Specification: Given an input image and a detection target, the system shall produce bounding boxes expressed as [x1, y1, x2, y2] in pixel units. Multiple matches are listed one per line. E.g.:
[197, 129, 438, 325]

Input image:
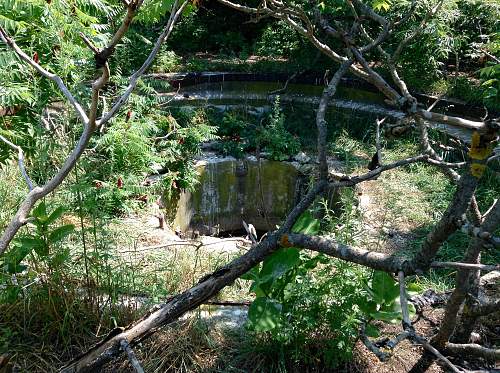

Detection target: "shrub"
[259, 97, 300, 160]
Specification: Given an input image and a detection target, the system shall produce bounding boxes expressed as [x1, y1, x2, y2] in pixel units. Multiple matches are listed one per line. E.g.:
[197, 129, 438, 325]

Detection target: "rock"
[293, 151, 311, 164]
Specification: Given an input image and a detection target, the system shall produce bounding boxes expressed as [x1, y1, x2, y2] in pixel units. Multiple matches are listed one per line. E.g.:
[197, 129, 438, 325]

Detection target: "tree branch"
[0, 0, 149, 255]
[317, 60, 353, 180]
[98, 0, 188, 126]
[445, 343, 500, 361]
[0, 134, 34, 191]
[0, 27, 89, 125]
[120, 339, 144, 373]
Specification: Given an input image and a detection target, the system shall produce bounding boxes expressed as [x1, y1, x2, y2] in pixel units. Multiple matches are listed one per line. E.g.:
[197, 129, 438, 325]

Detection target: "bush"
[259, 97, 301, 160]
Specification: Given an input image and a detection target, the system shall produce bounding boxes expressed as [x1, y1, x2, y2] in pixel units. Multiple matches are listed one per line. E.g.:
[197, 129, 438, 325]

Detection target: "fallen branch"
[120, 339, 144, 373]
[59, 180, 328, 372]
[445, 343, 500, 361]
[359, 323, 389, 361]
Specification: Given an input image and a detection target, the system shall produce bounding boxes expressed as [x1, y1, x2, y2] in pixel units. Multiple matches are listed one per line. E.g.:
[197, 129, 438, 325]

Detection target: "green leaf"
[45, 206, 65, 226]
[32, 201, 48, 221]
[3, 286, 21, 303]
[371, 271, 399, 305]
[247, 297, 282, 332]
[241, 265, 260, 281]
[370, 310, 401, 323]
[48, 224, 75, 242]
[365, 324, 380, 338]
[258, 248, 301, 285]
[372, 0, 391, 11]
[3, 242, 33, 273]
[51, 247, 70, 267]
[358, 299, 378, 315]
[292, 211, 320, 235]
[17, 237, 45, 250]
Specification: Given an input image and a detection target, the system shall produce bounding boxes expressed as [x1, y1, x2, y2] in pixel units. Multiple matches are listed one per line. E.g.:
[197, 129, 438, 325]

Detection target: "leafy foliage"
[243, 211, 370, 368]
[1, 201, 74, 303]
[258, 97, 301, 160]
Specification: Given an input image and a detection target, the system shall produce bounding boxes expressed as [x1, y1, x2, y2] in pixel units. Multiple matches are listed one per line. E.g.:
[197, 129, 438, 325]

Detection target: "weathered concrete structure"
[170, 155, 309, 235]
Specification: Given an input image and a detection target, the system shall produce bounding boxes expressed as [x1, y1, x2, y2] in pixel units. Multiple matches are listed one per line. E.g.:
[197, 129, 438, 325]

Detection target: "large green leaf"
[49, 224, 75, 243]
[370, 310, 401, 323]
[240, 265, 260, 281]
[3, 242, 33, 273]
[247, 297, 282, 332]
[258, 248, 301, 286]
[371, 271, 399, 305]
[45, 206, 65, 226]
[291, 211, 320, 235]
[32, 201, 48, 222]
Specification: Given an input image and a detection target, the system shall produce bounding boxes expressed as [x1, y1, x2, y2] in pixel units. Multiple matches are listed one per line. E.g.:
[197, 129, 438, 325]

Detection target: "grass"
[328, 130, 499, 292]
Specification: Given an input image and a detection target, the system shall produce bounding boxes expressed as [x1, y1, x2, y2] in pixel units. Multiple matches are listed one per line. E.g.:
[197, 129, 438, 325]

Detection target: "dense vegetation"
[0, 0, 499, 372]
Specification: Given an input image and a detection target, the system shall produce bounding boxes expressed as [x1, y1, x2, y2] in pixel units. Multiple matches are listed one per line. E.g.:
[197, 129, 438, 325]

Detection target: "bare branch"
[410, 170, 479, 271]
[418, 120, 461, 182]
[0, 124, 95, 255]
[359, 323, 390, 361]
[375, 117, 384, 166]
[430, 262, 499, 272]
[445, 343, 500, 361]
[0, 0, 150, 255]
[390, 0, 445, 68]
[398, 271, 412, 328]
[284, 233, 409, 273]
[317, 60, 353, 180]
[432, 200, 499, 347]
[0, 134, 34, 191]
[417, 110, 490, 132]
[79, 32, 99, 54]
[413, 335, 464, 373]
[329, 154, 430, 185]
[120, 340, 145, 373]
[98, 0, 188, 126]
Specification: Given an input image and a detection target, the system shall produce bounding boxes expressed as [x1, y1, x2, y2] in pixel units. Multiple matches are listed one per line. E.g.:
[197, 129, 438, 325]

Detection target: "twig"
[79, 32, 99, 54]
[375, 117, 385, 166]
[359, 323, 390, 361]
[153, 129, 178, 143]
[242, 220, 257, 244]
[204, 301, 251, 307]
[316, 59, 354, 180]
[430, 261, 499, 272]
[0, 134, 34, 191]
[119, 237, 251, 254]
[386, 330, 411, 349]
[413, 334, 464, 373]
[98, 0, 188, 126]
[119, 339, 144, 373]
